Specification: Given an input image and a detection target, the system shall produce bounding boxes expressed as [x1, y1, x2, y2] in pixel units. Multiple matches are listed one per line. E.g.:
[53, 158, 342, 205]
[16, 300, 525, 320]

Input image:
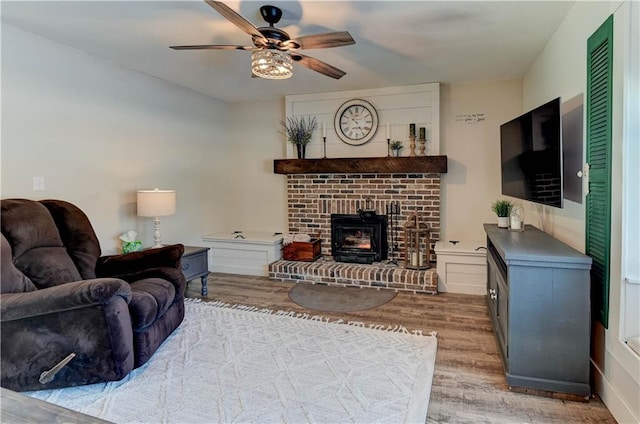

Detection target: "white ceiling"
[1, 1, 575, 103]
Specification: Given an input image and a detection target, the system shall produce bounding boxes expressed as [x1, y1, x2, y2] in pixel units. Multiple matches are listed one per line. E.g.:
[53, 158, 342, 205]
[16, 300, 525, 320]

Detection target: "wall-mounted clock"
[334, 99, 379, 146]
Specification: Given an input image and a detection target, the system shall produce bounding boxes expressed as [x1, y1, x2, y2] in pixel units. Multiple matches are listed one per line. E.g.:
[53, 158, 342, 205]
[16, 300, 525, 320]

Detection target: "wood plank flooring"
[0, 388, 110, 424]
[186, 273, 617, 424]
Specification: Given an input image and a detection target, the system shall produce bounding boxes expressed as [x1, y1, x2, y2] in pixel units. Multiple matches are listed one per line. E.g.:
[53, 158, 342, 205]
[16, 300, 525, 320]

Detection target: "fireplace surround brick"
[286, 173, 441, 263]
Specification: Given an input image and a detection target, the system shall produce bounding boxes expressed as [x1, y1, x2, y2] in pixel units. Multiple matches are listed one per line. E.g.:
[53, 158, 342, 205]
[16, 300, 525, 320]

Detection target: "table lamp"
[137, 188, 176, 248]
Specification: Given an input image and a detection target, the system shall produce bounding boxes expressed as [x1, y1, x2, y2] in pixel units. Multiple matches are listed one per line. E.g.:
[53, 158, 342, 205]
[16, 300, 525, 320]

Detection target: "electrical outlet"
[33, 176, 45, 191]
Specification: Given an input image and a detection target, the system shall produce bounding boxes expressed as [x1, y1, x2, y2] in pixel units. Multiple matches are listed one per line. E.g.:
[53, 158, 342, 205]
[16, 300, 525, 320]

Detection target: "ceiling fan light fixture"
[251, 50, 293, 80]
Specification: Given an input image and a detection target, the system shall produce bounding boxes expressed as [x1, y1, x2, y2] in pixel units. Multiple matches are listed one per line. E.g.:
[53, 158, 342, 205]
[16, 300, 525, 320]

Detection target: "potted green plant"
[492, 199, 513, 228]
[390, 140, 403, 157]
[280, 116, 319, 159]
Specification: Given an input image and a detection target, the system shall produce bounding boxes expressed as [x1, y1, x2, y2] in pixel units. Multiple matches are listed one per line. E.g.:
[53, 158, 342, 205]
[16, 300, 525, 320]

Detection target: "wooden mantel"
[273, 156, 447, 175]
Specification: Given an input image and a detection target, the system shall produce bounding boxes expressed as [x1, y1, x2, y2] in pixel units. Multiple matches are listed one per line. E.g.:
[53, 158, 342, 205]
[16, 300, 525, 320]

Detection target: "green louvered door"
[586, 15, 613, 328]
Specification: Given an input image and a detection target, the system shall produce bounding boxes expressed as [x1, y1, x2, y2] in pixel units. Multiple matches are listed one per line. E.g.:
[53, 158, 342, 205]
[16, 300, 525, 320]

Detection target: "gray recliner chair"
[1, 198, 186, 391]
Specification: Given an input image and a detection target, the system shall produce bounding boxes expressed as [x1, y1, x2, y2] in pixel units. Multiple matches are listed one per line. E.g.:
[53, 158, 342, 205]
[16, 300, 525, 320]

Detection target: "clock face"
[334, 99, 379, 145]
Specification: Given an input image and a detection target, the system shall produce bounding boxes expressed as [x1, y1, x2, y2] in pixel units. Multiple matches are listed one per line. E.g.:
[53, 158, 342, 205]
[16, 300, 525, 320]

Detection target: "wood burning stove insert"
[331, 214, 388, 264]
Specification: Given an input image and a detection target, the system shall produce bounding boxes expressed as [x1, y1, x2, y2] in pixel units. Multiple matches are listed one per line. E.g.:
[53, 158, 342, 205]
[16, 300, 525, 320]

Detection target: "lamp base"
[152, 217, 163, 248]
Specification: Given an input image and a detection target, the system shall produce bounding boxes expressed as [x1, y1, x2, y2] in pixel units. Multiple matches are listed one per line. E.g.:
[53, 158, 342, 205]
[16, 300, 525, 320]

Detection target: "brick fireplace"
[285, 173, 441, 261]
[269, 157, 447, 294]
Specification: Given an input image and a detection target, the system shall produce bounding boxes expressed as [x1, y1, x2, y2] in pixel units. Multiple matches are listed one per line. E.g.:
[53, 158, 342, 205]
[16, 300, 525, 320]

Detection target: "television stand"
[484, 224, 592, 398]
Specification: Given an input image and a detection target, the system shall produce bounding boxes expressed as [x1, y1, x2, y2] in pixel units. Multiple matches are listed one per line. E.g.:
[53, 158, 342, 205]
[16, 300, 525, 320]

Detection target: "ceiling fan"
[170, 1, 355, 80]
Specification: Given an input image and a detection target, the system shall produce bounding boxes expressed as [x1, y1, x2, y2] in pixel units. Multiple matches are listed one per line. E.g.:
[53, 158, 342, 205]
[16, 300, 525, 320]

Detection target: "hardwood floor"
[0, 388, 110, 424]
[187, 273, 617, 424]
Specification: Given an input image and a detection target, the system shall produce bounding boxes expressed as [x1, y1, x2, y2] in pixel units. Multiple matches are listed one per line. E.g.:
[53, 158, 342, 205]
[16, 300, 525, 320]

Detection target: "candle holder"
[409, 135, 417, 157]
[387, 138, 391, 157]
[322, 136, 327, 158]
[419, 138, 426, 156]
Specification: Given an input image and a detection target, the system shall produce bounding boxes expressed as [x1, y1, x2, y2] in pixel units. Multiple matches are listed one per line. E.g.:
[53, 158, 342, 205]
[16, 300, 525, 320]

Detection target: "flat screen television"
[500, 97, 563, 208]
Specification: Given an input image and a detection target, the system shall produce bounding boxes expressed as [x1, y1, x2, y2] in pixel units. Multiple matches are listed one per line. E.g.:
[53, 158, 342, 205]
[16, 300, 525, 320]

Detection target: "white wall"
[228, 99, 288, 233]
[1, 24, 232, 253]
[523, 1, 639, 422]
[284, 83, 440, 159]
[621, 0, 640, 342]
[440, 80, 522, 243]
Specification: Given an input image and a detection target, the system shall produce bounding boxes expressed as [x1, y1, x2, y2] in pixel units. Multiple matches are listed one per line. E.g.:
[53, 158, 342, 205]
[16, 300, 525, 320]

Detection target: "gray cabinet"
[182, 246, 210, 296]
[484, 224, 592, 397]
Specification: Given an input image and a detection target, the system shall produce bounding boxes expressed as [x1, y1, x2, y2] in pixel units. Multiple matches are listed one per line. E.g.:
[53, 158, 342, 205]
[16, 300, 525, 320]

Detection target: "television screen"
[500, 97, 563, 208]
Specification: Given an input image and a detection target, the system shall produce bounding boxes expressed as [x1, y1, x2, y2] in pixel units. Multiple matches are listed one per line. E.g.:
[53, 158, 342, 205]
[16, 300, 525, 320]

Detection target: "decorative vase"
[497, 216, 509, 228]
[392, 149, 401, 157]
[296, 144, 306, 159]
[509, 204, 525, 231]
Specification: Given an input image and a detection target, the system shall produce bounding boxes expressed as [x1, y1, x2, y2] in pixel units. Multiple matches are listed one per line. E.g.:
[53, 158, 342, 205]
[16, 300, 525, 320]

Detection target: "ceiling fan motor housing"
[255, 27, 300, 50]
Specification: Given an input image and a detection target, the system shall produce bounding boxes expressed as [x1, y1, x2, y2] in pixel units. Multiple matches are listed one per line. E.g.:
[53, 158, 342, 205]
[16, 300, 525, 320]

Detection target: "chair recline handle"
[39, 352, 76, 384]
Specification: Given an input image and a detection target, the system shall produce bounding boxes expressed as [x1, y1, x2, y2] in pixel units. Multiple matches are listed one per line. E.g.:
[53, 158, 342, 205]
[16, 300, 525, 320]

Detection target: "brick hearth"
[269, 259, 438, 294]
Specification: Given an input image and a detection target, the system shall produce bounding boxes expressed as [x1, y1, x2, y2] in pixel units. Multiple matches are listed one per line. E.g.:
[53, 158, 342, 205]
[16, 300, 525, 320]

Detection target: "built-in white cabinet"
[202, 231, 283, 277]
[435, 240, 486, 295]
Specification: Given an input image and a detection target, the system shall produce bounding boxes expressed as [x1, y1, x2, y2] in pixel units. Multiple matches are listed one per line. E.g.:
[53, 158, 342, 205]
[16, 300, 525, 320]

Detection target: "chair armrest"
[0, 278, 132, 322]
[102, 268, 187, 303]
[1, 279, 135, 391]
[96, 244, 184, 277]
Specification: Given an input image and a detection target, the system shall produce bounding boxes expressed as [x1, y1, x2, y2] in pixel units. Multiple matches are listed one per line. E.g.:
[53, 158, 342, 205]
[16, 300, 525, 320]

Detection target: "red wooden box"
[282, 238, 322, 261]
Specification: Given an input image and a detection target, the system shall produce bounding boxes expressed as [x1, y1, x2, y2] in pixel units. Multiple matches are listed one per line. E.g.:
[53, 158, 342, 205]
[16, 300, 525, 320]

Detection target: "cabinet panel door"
[487, 254, 508, 362]
[496, 268, 509, 358]
[486, 256, 498, 317]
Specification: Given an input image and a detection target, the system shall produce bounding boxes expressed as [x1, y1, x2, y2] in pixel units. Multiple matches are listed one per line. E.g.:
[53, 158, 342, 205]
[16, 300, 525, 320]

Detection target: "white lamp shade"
[137, 189, 176, 217]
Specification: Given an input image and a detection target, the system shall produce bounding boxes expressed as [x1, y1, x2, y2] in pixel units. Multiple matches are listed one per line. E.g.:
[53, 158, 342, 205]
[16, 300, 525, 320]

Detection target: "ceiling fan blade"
[288, 31, 355, 50]
[290, 53, 346, 79]
[205, 0, 265, 40]
[170, 44, 255, 51]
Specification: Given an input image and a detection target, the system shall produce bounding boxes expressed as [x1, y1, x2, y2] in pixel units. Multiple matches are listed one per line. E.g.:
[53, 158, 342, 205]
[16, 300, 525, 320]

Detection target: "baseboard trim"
[591, 359, 638, 423]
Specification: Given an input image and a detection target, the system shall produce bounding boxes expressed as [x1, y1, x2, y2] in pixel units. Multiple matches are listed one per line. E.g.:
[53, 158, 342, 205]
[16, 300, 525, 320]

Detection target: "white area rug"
[26, 300, 437, 423]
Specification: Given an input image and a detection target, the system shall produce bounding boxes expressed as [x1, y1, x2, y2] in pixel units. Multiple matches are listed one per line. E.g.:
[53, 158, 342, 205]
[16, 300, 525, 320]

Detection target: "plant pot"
[296, 144, 306, 159]
[392, 149, 401, 157]
[497, 216, 509, 228]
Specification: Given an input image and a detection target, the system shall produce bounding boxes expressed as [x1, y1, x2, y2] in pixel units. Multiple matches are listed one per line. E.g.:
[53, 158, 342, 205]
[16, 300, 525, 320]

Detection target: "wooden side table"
[182, 246, 210, 296]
